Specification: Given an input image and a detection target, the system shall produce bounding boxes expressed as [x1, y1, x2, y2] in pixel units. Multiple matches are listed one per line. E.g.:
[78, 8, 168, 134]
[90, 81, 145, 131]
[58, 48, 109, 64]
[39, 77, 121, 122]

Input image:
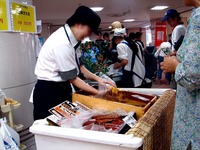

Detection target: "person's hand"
[170, 52, 177, 56]
[97, 78, 117, 88]
[160, 56, 180, 73]
[95, 90, 108, 97]
[114, 62, 121, 69]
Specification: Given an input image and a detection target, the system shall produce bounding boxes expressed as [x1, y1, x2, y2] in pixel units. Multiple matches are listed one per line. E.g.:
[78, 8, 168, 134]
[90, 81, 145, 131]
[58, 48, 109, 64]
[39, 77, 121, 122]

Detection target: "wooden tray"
[72, 88, 157, 120]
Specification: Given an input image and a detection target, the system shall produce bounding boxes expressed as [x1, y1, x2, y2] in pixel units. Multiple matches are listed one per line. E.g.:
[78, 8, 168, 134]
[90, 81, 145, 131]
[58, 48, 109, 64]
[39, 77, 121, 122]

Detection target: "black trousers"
[33, 80, 72, 120]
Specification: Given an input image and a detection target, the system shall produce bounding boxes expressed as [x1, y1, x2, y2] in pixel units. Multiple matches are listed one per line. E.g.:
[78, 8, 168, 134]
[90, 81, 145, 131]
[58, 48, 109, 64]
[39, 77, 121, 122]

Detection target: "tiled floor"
[152, 79, 172, 89]
[22, 137, 37, 150]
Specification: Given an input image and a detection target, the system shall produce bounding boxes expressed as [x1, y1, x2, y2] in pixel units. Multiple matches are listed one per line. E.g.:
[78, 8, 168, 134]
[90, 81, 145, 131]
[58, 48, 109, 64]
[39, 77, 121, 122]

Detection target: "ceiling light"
[151, 6, 169, 10]
[108, 26, 112, 29]
[123, 19, 135, 22]
[143, 25, 150, 28]
[90, 7, 104, 12]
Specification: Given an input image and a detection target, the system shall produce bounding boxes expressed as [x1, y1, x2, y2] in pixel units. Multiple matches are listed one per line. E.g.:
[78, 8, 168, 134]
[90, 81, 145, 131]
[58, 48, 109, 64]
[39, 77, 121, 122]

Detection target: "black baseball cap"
[161, 9, 180, 21]
[66, 6, 101, 35]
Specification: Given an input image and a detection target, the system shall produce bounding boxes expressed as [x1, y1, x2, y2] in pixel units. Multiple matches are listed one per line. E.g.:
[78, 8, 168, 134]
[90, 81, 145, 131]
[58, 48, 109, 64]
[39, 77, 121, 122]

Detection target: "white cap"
[81, 37, 91, 44]
[113, 28, 126, 37]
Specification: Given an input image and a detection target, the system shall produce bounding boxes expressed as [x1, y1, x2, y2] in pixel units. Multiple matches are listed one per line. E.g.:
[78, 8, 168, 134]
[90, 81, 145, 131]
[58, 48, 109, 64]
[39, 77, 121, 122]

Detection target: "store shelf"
[1, 103, 21, 113]
[0, 97, 25, 149]
[14, 124, 24, 132]
[20, 144, 27, 150]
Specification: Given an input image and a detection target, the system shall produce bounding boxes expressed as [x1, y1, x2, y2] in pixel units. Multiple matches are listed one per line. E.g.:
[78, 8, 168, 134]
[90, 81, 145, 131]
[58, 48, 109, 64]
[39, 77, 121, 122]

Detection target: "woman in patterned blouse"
[160, 0, 200, 149]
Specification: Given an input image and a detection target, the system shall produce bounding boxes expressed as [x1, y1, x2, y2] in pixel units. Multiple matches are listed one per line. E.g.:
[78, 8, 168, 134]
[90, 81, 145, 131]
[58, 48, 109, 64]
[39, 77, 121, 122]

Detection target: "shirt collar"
[120, 39, 127, 43]
[64, 24, 79, 48]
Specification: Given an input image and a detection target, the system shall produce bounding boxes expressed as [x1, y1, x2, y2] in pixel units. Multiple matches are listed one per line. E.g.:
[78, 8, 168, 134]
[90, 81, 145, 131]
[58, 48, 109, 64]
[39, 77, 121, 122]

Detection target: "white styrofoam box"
[30, 119, 143, 150]
[30, 89, 172, 150]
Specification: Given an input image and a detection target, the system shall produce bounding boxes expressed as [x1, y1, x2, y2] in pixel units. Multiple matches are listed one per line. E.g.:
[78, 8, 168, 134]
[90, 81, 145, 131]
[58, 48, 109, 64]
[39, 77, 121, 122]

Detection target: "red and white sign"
[155, 22, 167, 48]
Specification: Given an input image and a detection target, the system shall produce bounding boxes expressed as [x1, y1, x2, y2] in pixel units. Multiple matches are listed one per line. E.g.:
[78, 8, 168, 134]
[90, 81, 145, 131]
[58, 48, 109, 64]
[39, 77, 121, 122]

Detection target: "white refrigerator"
[0, 0, 37, 128]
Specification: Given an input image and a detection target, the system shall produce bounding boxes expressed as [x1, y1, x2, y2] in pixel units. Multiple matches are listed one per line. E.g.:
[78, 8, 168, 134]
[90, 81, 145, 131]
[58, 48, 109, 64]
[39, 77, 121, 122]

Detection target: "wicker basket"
[126, 90, 176, 150]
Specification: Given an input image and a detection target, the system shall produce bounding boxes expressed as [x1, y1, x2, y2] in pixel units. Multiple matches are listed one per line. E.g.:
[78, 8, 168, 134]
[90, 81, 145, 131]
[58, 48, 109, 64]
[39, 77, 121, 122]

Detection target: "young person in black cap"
[33, 6, 116, 120]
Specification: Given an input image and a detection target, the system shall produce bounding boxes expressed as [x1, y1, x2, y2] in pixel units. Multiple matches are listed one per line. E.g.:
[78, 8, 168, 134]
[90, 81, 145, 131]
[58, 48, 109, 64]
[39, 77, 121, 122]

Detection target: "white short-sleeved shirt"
[117, 40, 145, 87]
[171, 24, 186, 51]
[35, 24, 81, 82]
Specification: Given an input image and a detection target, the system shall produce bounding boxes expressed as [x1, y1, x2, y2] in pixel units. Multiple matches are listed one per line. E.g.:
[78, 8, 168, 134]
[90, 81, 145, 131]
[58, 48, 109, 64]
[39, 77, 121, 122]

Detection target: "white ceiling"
[33, 0, 193, 30]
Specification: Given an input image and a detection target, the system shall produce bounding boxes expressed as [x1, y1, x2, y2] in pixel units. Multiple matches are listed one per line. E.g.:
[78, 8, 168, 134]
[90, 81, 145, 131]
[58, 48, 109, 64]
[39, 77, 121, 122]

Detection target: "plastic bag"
[98, 73, 115, 92]
[60, 109, 94, 128]
[107, 64, 119, 76]
[61, 108, 129, 133]
[0, 133, 6, 150]
[0, 118, 20, 150]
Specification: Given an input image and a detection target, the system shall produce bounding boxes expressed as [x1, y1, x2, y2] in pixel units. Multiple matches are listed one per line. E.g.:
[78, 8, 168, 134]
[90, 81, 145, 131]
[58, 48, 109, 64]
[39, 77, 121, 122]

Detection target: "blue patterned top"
[171, 7, 200, 150]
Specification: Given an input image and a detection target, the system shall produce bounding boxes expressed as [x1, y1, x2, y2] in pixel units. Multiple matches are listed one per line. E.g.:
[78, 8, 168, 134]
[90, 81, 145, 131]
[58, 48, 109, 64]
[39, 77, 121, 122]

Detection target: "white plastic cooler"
[30, 119, 142, 150]
[30, 88, 170, 150]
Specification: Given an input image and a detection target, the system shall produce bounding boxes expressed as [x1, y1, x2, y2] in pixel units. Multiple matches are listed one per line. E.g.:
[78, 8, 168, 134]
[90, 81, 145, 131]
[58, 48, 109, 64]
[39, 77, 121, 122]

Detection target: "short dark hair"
[170, 13, 181, 22]
[103, 32, 109, 38]
[97, 31, 102, 36]
[67, 18, 85, 27]
[135, 32, 142, 38]
[129, 32, 135, 40]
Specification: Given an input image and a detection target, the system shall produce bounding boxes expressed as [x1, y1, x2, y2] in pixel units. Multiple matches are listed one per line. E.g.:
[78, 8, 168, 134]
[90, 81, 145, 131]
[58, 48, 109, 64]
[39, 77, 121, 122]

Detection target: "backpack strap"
[121, 41, 146, 83]
[122, 41, 143, 64]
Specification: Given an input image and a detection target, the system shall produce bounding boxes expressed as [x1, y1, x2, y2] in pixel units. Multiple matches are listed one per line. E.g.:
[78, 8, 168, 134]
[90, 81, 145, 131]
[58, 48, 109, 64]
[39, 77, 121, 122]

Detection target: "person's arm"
[114, 43, 128, 69]
[174, 15, 200, 92]
[80, 65, 100, 81]
[175, 50, 200, 92]
[69, 77, 99, 94]
[114, 59, 128, 69]
[80, 65, 116, 87]
[172, 26, 185, 51]
[160, 56, 180, 73]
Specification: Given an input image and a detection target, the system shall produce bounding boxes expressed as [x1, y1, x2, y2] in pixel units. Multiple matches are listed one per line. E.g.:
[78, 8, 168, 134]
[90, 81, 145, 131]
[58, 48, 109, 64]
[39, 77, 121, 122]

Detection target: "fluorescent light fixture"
[108, 26, 112, 29]
[143, 25, 150, 28]
[151, 6, 169, 10]
[90, 7, 104, 12]
[123, 19, 135, 22]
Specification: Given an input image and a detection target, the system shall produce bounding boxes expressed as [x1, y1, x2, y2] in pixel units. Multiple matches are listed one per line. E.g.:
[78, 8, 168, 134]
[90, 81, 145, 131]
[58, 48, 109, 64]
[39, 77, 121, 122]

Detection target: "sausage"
[83, 120, 96, 126]
[91, 114, 121, 120]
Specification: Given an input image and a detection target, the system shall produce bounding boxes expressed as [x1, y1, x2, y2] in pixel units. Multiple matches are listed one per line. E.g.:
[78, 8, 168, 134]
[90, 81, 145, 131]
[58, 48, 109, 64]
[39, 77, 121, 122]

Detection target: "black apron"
[33, 26, 81, 120]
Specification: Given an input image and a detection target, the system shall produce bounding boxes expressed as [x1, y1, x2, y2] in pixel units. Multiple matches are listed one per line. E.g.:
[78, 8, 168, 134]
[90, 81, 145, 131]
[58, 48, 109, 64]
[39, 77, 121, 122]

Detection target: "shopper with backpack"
[113, 28, 151, 88]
